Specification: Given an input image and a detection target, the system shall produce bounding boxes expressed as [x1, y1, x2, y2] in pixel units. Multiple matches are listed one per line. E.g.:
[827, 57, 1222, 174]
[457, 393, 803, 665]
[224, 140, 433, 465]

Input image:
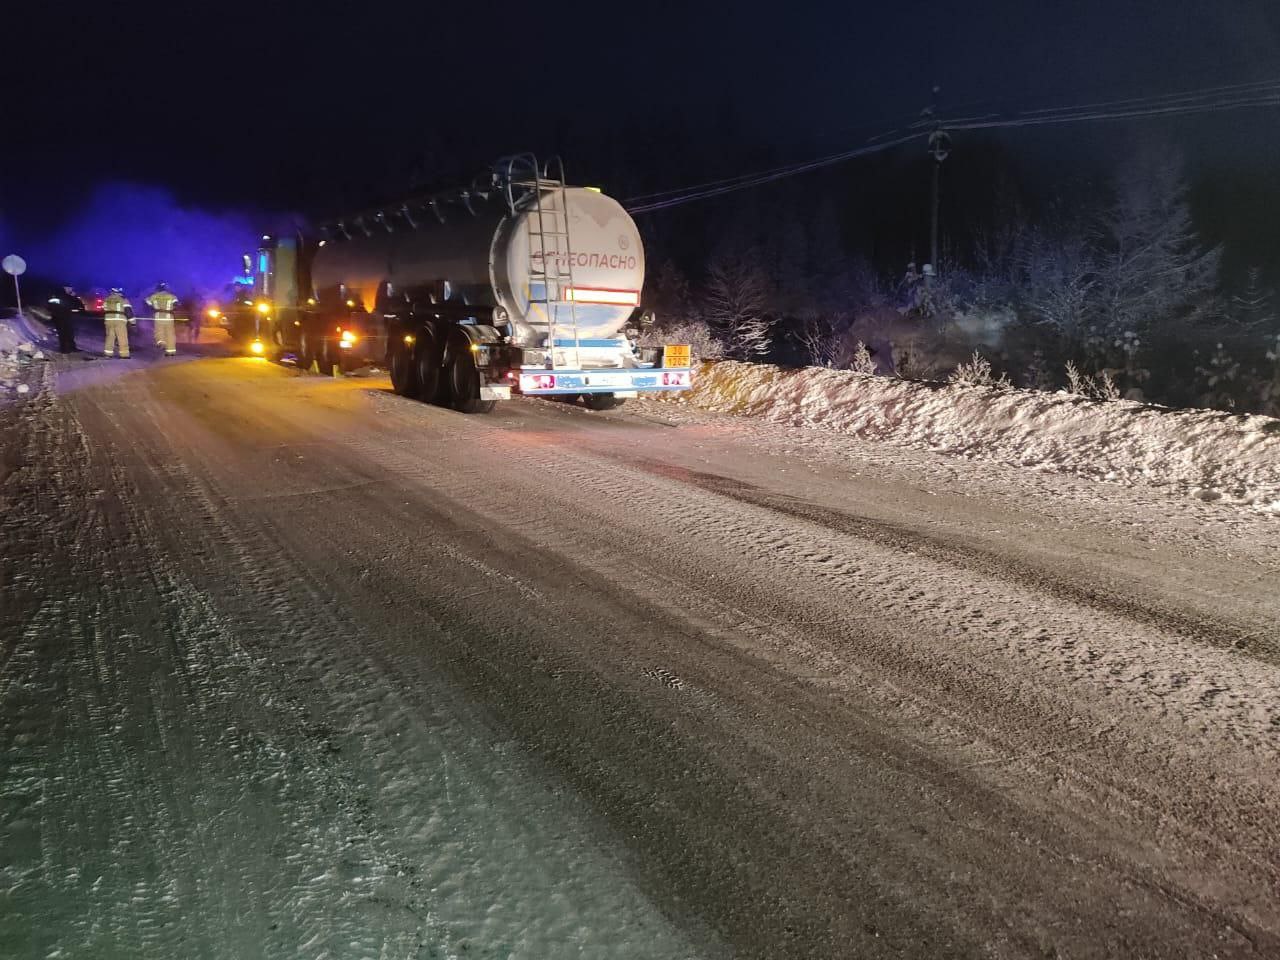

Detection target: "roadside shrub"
[640, 318, 725, 362]
[949, 351, 1010, 389]
[849, 341, 878, 375]
[1065, 361, 1121, 401]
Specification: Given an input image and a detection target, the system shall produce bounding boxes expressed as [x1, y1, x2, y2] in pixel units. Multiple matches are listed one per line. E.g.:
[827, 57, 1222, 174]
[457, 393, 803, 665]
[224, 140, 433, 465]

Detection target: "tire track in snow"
[14, 361, 1271, 956]
[83, 370, 710, 959]
[2, 377, 438, 958]
[349, 393, 1280, 945]
[76, 377, 445, 958]
[629, 458, 1276, 662]
[322, 383, 1280, 951]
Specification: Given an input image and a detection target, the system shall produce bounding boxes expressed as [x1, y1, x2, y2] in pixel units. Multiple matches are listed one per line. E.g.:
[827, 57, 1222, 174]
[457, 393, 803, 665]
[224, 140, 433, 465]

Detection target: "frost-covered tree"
[1094, 151, 1221, 339]
[796, 313, 836, 367]
[1014, 229, 1096, 341]
[731, 316, 774, 360]
[849, 341, 878, 375]
[704, 253, 772, 359]
[704, 254, 766, 330]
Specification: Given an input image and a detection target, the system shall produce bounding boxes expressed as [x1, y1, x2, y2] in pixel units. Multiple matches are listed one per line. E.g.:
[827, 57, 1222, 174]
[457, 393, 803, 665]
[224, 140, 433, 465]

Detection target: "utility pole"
[930, 154, 941, 273]
[923, 85, 950, 278]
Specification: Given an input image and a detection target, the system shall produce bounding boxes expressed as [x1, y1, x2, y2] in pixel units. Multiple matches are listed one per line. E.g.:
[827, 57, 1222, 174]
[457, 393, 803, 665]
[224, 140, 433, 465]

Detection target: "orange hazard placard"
[663, 344, 691, 368]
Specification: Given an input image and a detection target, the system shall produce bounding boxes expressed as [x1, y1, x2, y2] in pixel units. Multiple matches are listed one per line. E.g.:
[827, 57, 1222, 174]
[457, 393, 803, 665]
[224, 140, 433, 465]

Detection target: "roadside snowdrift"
[0, 312, 51, 397]
[0, 310, 50, 354]
[676, 361, 1280, 511]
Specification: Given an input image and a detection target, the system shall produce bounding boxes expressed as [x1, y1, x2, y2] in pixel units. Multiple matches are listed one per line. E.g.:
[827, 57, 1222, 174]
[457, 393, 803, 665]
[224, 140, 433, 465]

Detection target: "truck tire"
[321, 339, 342, 376]
[415, 333, 442, 403]
[389, 340, 419, 397]
[582, 393, 625, 411]
[447, 342, 496, 414]
[297, 329, 317, 372]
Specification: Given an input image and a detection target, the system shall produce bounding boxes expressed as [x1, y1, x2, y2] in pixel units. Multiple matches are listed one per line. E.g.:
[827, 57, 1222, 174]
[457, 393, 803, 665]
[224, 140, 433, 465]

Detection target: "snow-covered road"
[2, 353, 1278, 958]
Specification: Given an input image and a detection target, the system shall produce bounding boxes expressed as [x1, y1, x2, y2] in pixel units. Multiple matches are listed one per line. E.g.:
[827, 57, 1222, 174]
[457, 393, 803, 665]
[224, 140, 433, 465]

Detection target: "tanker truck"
[248, 155, 692, 413]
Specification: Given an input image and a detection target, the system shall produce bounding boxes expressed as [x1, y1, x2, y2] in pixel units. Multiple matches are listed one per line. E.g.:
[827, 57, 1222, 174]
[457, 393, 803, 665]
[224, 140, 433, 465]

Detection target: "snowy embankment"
[0, 310, 50, 353]
[0, 312, 50, 397]
[673, 361, 1280, 512]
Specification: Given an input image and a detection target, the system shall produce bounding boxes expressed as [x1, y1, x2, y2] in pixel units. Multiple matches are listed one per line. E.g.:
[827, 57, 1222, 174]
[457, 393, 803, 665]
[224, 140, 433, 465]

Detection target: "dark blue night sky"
[4, 0, 1279, 290]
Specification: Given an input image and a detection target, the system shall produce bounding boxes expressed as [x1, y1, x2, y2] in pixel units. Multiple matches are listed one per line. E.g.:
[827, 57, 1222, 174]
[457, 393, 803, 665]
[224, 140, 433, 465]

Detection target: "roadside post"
[2, 254, 26, 314]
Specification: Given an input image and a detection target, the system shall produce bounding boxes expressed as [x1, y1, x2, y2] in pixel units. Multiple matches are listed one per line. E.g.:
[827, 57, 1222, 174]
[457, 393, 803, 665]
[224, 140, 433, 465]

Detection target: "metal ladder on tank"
[520, 156, 582, 371]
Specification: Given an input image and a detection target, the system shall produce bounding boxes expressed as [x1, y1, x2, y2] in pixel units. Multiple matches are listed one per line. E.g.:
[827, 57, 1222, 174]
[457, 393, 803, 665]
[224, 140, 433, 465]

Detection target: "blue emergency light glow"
[258, 253, 268, 274]
[20, 183, 257, 294]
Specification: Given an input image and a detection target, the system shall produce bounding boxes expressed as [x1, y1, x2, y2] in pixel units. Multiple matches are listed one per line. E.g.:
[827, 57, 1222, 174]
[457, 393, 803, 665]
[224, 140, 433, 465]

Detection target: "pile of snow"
[0, 312, 51, 397]
[0, 310, 50, 354]
[676, 361, 1280, 512]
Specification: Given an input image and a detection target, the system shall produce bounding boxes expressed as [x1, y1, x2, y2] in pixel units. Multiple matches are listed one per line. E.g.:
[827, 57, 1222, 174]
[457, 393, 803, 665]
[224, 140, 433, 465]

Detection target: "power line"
[808, 63, 1280, 147]
[948, 88, 1280, 132]
[626, 132, 925, 214]
[892, 78, 1280, 140]
[1016, 77, 1280, 118]
[623, 127, 913, 205]
[625, 77, 1280, 216]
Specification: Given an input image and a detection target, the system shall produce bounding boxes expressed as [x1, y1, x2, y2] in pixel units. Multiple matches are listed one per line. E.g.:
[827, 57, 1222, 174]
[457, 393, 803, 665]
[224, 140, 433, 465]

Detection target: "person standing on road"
[103, 287, 132, 358]
[146, 282, 179, 356]
[184, 292, 202, 344]
[47, 286, 79, 353]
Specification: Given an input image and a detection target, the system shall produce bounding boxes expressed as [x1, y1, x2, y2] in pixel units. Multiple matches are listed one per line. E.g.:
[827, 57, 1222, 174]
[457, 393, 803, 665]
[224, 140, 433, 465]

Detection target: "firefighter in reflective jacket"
[146, 282, 179, 356]
[103, 288, 133, 358]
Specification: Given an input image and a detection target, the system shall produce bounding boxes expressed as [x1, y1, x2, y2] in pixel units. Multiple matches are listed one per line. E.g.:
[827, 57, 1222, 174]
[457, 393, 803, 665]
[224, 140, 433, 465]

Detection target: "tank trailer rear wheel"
[321, 340, 343, 376]
[447, 343, 496, 415]
[389, 339, 419, 397]
[297, 331, 315, 372]
[415, 335, 442, 403]
[582, 393, 625, 411]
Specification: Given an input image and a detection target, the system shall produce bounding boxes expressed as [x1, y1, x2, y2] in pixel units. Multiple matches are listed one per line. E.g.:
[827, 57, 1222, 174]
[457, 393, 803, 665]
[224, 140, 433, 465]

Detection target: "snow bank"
[0, 310, 51, 354]
[677, 361, 1280, 511]
[0, 312, 51, 397]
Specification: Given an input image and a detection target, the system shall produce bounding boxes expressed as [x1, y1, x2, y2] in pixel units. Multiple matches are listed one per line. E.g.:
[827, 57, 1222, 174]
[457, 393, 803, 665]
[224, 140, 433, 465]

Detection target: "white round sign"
[2, 255, 26, 277]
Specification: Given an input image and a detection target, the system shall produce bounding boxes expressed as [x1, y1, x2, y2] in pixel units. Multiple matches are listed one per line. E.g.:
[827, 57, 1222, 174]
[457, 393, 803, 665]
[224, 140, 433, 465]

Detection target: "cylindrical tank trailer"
[311, 184, 645, 346]
[253, 157, 691, 413]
